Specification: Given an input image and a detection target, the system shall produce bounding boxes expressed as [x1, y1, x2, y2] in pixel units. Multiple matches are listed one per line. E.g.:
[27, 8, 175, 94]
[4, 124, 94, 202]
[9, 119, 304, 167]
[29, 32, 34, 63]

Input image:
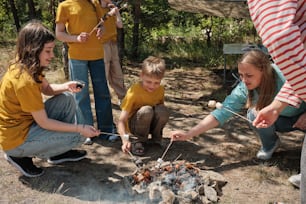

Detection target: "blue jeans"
[5, 93, 85, 158]
[248, 109, 305, 151]
[69, 59, 114, 134]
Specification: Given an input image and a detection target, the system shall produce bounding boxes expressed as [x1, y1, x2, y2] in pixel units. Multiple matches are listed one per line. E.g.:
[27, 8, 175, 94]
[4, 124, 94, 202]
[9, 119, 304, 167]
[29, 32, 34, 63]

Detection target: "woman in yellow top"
[0, 21, 100, 178]
[117, 56, 170, 156]
[56, 0, 115, 144]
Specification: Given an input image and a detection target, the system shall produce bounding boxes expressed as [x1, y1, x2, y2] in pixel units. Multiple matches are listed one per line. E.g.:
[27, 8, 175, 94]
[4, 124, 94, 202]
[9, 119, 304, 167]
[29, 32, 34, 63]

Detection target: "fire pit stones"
[123, 160, 227, 204]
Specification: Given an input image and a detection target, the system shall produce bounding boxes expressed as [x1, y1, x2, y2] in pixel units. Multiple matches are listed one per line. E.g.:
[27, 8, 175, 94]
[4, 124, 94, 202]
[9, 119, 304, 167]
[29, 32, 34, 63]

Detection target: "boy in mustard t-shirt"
[117, 56, 170, 156]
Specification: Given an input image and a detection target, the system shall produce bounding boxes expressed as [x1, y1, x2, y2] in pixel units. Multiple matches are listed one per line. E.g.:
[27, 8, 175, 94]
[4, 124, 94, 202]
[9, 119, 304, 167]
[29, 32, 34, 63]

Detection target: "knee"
[63, 92, 77, 109]
[138, 106, 154, 118]
[154, 104, 170, 120]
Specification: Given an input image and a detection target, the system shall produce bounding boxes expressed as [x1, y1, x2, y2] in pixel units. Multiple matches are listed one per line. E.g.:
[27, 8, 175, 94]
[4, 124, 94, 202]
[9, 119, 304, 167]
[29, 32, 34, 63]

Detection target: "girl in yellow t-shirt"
[0, 21, 100, 178]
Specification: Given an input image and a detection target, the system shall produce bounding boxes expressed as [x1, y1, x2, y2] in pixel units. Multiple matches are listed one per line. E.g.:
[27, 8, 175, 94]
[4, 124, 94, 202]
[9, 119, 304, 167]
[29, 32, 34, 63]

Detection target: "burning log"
[124, 160, 227, 204]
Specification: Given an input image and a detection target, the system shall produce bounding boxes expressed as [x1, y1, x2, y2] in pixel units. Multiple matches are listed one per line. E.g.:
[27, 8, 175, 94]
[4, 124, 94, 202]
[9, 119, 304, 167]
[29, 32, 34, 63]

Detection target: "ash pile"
[124, 160, 227, 204]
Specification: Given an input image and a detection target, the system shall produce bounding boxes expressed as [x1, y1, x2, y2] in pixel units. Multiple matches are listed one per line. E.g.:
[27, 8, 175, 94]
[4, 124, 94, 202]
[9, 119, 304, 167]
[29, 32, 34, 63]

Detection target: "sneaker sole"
[4, 154, 44, 178]
[47, 154, 87, 165]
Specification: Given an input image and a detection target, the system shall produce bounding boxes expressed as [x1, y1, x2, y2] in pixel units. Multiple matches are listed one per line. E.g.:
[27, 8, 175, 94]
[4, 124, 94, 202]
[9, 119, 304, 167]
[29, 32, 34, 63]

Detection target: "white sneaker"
[256, 138, 280, 160]
[84, 138, 93, 145]
[288, 173, 301, 188]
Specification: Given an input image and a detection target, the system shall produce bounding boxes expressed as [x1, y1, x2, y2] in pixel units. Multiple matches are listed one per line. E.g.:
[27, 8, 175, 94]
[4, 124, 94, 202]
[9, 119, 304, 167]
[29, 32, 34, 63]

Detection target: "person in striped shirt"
[248, 0, 306, 199]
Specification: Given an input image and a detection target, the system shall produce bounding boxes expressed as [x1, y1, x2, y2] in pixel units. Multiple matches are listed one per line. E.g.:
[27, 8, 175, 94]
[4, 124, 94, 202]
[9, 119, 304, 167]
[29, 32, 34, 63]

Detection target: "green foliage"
[0, 0, 259, 68]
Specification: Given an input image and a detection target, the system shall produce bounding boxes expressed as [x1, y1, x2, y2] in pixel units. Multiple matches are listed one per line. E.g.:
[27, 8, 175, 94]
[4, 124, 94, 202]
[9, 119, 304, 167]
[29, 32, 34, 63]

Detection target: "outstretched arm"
[171, 114, 219, 141]
[118, 110, 131, 153]
[31, 110, 100, 138]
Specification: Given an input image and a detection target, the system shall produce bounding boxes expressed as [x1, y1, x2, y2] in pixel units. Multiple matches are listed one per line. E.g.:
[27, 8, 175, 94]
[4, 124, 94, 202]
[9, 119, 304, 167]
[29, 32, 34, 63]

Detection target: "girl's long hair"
[238, 50, 276, 110]
[12, 20, 55, 83]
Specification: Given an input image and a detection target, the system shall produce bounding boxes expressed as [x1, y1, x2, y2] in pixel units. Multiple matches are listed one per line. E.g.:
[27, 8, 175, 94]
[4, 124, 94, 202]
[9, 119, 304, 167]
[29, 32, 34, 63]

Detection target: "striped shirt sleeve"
[247, 0, 306, 105]
[275, 80, 302, 107]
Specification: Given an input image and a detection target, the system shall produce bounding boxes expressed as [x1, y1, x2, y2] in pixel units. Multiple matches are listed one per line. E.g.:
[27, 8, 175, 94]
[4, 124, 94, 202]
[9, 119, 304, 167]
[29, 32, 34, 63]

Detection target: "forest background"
[1, 0, 258, 69]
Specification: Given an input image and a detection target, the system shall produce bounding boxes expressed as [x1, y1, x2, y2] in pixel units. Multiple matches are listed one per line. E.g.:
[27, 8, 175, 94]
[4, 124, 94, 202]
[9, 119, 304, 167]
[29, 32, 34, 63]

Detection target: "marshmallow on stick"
[155, 158, 164, 168]
[208, 100, 217, 108]
[216, 102, 223, 109]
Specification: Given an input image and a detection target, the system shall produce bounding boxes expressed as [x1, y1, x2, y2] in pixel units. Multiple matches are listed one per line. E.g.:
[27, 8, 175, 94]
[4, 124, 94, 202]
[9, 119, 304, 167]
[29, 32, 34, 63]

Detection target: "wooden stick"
[222, 106, 252, 123]
[126, 149, 136, 160]
[99, 131, 121, 137]
[160, 140, 173, 161]
[89, 21, 103, 36]
[173, 153, 182, 162]
[89, 3, 128, 36]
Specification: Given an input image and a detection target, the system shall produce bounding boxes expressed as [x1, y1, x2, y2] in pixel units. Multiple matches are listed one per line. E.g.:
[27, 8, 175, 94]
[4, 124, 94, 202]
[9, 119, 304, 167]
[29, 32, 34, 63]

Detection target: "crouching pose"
[171, 50, 306, 160]
[118, 56, 170, 156]
[0, 21, 100, 177]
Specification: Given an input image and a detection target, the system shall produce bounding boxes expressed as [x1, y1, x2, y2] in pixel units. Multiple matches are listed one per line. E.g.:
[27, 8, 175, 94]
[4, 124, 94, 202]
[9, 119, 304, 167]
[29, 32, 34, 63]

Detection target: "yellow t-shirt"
[56, 0, 106, 60]
[100, 7, 117, 43]
[121, 82, 164, 131]
[0, 65, 44, 151]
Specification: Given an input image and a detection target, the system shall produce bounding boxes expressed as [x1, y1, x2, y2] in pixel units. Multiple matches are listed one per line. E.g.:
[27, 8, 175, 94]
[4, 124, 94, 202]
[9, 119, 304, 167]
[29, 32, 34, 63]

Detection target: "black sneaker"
[4, 154, 44, 177]
[47, 150, 87, 164]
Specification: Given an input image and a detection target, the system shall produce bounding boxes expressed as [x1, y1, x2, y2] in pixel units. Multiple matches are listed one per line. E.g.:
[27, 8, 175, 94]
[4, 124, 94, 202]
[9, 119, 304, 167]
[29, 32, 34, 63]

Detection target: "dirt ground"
[0, 62, 304, 204]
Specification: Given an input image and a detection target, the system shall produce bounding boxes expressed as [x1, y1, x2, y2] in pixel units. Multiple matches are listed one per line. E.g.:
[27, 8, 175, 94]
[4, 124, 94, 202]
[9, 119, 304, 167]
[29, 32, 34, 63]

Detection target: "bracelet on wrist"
[122, 134, 129, 141]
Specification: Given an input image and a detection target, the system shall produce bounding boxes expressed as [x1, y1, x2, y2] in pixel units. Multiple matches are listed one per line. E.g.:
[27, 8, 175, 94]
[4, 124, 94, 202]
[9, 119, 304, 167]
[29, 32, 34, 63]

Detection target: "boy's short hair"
[141, 56, 166, 79]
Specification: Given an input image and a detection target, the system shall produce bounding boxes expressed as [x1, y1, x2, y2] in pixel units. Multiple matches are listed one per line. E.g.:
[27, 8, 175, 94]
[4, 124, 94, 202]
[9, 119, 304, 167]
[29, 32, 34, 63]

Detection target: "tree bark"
[27, 0, 37, 19]
[117, 27, 125, 65]
[131, 0, 141, 59]
[8, 0, 20, 31]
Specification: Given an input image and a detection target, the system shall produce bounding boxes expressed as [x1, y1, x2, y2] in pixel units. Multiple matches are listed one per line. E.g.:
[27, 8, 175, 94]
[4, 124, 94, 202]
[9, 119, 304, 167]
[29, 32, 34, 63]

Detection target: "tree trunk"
[131, 0, 141, 59]
[27, 0, 37, 19]
[8, 0, 20, 31]
[117, 27, 125, 65]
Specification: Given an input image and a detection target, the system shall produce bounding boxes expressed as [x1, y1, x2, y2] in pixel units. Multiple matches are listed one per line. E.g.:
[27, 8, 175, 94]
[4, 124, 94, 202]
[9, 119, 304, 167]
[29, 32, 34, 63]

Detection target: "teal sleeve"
[211, 82, 248, 126]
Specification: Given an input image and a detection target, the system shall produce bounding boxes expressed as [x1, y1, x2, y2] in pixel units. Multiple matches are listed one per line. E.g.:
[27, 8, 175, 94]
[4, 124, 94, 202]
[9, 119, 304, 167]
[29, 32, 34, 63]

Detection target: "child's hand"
[77, 32, 89, 42]
[65, 81, 85, 93]
[108, 7, 118, 16]
[78, 124, 100, 137]
[121, 140, 131, 153]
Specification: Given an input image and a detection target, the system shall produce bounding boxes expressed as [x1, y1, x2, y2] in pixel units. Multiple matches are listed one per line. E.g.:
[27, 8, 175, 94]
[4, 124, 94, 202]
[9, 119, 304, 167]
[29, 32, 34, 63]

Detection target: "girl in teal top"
[171, 50, 306, 160]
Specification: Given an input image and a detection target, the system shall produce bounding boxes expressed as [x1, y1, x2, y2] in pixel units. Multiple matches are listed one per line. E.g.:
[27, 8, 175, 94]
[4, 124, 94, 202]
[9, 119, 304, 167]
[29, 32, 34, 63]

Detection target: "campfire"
[124, 160, 227, 204]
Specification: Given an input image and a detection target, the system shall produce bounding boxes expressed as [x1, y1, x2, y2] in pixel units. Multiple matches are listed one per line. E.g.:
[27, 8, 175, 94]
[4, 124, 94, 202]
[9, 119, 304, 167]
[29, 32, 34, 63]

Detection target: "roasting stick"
[218, 103, 252, 123]
[127, 149, 135, 159]
[89, 3, 128, 36]
[126, 149, 143, 168]
[98, 131, 121, 137]
[156, 140, 173, 168]
[208, 100, 252, 123]
[173, 153, 182, 162]
[161, 139, 173, 161]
